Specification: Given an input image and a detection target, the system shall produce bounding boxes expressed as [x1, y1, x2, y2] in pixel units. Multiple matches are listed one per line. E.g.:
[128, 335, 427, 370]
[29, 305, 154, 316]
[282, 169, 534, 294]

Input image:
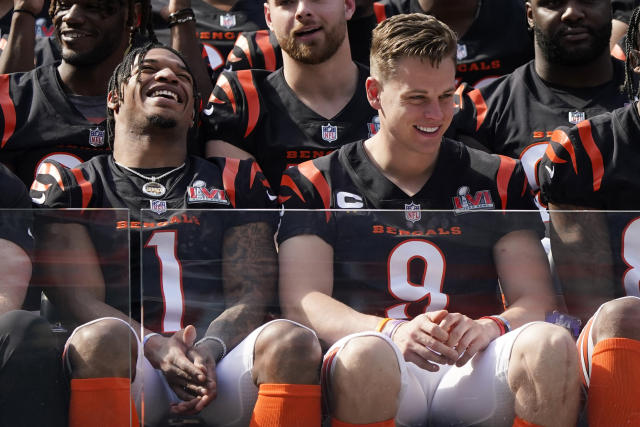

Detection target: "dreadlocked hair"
[106, 43, 200, 148]
[49, 0, 157, 51]
[623, 6, 640, 100]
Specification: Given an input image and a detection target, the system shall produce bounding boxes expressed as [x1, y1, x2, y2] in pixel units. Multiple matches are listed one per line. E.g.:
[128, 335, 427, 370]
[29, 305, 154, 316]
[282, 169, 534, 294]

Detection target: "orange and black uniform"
[278, 139, 543, 319]
[30, 154, 276, 335]
[202, 64, 378, 189]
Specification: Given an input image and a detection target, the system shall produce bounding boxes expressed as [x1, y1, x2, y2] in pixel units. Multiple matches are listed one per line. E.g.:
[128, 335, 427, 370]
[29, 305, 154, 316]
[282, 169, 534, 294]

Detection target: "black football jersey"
[152, 0, 267, 82]
[202, 64, 379, 189]
[0, 64, 109, 186]
[539, 104, 640, 298]
[278, 139, 543, 319]
[225, 14, 378, 72]
[31, 154, 276, 334]
[0, 163, 32, 255]
[373, 0, 533, 88]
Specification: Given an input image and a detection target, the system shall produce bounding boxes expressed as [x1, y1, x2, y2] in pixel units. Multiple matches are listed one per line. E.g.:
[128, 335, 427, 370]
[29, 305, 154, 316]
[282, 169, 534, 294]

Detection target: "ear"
[344, 0, 356, 20]
[264, 1, 273, 31]
[366, 76, 382, 110]
[107, 90, 120, 112]
[525, 2, 534, 29]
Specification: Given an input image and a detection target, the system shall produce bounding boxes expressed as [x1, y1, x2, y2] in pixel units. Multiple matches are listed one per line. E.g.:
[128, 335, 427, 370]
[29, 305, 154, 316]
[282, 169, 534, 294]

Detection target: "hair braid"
[624, 7, 640, 100]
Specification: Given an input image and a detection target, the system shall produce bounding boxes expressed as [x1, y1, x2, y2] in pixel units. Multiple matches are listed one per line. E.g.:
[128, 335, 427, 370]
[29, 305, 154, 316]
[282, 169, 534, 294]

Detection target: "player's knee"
[593, 297, 640, 342]
[253, 321, 321, 384]
[332, 336, 400, 398]
[67, 318, 137, 379]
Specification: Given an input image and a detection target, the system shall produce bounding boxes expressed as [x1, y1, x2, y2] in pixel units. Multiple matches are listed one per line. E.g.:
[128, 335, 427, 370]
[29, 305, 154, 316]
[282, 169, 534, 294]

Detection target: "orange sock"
[588, 338, 640, 426]
[249, 383, 321, 427]
[331, 418, 395, 427]
[512, 416, 541, 427]
[69, 378, 139, 427]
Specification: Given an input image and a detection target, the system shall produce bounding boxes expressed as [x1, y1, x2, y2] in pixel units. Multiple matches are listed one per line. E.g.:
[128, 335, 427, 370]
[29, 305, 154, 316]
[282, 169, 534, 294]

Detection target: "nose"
[155, 67, 179, 83]
[61, 4, 87, 25]
[423, 100, 444, 121]
[295, 0, 312, 19]
[561, 1, 586, 24]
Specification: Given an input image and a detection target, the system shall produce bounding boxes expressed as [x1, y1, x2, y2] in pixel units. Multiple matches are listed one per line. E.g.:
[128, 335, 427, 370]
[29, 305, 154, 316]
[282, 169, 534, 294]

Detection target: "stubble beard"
[534, 21, 611, 66]
[278, 20, 346, 65]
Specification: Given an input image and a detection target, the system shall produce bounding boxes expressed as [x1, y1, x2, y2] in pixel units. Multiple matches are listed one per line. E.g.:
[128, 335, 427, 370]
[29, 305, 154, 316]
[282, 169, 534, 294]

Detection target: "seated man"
[538, 9, 640, 424]
[31, 44, 321, 427]
[278, 14, 580, 427]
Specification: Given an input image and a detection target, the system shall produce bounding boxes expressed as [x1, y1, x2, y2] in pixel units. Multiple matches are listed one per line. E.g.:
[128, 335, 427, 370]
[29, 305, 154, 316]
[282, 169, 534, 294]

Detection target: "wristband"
[167, 8, 195, 27]
[13, 9, 37, 19]
[195, 336, 227, 362]
[493, 315, 511, 333]
[479, 316, 507, 336]
[545, 311, 582, 338]
[143, 332, 160, 347]
[385, 319, 408, 339]
[375, 318, 391, 332]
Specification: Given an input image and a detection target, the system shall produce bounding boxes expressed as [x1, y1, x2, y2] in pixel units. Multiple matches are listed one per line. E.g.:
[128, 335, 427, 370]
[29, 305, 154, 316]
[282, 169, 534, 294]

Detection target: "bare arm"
[610, 18, 628, 52]
[548, 203, 614, 323]
[0, 238, 31, 314]
[205, 139, 254, 160]
[0, 0, 44, 74]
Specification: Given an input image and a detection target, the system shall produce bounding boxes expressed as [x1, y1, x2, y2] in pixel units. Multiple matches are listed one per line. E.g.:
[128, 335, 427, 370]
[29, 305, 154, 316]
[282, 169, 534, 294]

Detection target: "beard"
[534, 20, 611, 66]
[277, 20, 346, 65]
[148, 115, 177, 129]
[56, 26, 127, 67]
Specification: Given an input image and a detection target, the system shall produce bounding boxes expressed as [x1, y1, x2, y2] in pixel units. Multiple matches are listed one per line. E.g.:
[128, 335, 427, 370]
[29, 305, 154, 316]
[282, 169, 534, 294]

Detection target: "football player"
[278, 14, 580, 427]
[0, 164, 66, 426]
[449, 0, 628, 228]
[31, 44, 321, 427]
[538, 7, 640, 425]
[202, 0, 379, 190]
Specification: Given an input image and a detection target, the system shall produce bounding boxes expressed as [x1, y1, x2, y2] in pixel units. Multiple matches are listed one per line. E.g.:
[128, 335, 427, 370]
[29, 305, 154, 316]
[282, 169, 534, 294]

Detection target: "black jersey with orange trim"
[450, 60, 628, 201]
[225, 14, 378, 73]
[152, 0, 267, 82]
[373, 0, 533, 88]
[277, 139, 542, 319]
[31, 154, 276, 334]
[539, 104, 640, 297]
[0, 163, 32, 255]
[202, 64, 378, 189]
[0, 64, 109, 186]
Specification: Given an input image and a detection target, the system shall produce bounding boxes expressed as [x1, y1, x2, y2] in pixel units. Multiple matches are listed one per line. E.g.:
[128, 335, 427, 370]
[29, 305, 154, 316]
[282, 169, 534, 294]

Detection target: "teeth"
[151, 90, 179, 102]
[63, 32, 87, 39]
[416, 125, 438, 133]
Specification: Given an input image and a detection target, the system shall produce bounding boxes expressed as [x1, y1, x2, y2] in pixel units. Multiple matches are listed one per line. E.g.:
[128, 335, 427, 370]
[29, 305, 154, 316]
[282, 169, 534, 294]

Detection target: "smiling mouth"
[61, 31, 92, 39]
[415, 125, 439, 133]
[149, 89, 182, 103]
[294, 26, 321, 37]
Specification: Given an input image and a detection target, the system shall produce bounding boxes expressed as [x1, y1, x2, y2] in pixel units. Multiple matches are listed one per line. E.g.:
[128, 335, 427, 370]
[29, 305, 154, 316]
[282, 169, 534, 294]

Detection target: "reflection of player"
[539, 12, 640, 423]
[449, 0, 627, 225]
[278, 14, 579, 427]
[32, 45, 321, 427]
[203, 0, 378, 189]
[0, 163, 68, 426]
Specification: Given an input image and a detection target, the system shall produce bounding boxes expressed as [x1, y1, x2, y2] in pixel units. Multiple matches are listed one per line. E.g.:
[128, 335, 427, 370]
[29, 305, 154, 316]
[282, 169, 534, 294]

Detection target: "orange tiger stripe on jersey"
[212, 73, 236, 108]
[256, 30, 277, 71]
[222, 158, 240, 208]
[467, 88, 487, 131]
[231, 33, 253, 67]
[280, 174, 306, 203]
[237, 70, 260, 137]
[576, 120, 604, 192]
[298, 161, 331, 221]
[0, 74, 16, 148]
[548, 130, 577, 174]
[32, 162, 65, 192]
[496, 155, 516, 210]
[373, 2, 387, 22]
[70, 168, 93, 209]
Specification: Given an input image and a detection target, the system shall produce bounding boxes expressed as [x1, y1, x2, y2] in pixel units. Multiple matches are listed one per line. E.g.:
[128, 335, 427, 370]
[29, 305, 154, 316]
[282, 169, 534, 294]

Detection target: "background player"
[0, 164, 67, 426]
[278, 14, 579, 427]
[31, 44, 321, 427]
[202, 0, 378, 189]
[538, 8, 640, 425]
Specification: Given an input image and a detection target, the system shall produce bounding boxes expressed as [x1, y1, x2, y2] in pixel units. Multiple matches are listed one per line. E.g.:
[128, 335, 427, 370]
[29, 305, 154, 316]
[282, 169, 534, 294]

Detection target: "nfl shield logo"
[220, 13, 236, 29]
[457, 44, 468, 60]
[568, 111, 585, 124]
[367, 115, 380, 137]
[89, 127, 105, 147]
[405, 202, 421, 223]
[150, 199, 167, 215]
[321, 123, 338, 143]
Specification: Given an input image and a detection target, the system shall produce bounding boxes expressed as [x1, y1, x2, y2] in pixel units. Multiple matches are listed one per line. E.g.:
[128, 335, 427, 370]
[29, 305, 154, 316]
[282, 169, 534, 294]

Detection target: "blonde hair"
[370, 13, 457, 82]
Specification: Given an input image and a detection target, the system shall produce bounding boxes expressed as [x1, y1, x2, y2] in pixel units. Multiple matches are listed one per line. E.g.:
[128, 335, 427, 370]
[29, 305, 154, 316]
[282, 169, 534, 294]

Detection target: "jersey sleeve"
[450, 81, 502, 152]
[225, 30, 281, 73]
[200, 69, 264, 156]
[538, 124, 606, 208]
[29, 160, 87, 208]
[0, 164, 33, 254]
[277, 159, 336, 247]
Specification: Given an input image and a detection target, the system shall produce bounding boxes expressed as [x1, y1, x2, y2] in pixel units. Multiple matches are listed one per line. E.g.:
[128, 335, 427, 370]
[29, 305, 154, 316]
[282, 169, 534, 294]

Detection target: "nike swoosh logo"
[203, 105, 214, 116]
[266, 191, 277, 201]
[32, 194, 45, 205]
[545, 165, 555, 179]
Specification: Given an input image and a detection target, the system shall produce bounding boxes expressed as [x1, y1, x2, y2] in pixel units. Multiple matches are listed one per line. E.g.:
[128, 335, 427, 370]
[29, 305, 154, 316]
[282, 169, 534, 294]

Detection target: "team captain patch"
[187, 182, 229, 204]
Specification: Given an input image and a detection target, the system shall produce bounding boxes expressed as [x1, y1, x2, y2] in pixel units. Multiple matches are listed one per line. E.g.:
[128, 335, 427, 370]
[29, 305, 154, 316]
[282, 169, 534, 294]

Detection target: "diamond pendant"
[142, 181, 166, 197]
